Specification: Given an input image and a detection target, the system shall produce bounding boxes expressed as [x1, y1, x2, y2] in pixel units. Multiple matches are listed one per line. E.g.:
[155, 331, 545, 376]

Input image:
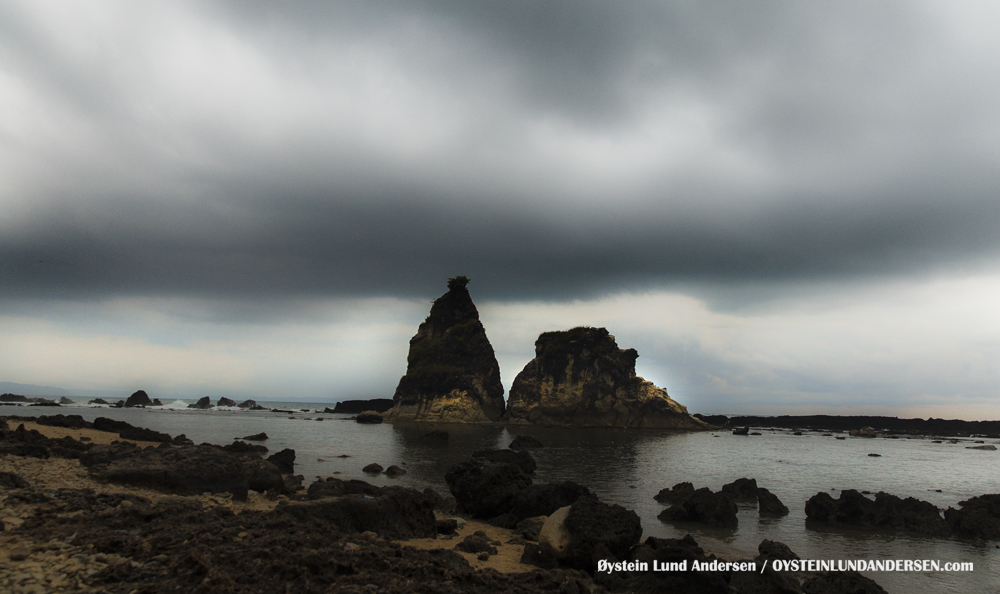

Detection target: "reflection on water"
[18, 403, 999, 593]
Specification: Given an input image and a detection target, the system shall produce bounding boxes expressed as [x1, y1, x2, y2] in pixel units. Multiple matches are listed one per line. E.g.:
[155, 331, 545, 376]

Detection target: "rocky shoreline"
[696, 414, 1000, 438]
[0, 414, 934, 593]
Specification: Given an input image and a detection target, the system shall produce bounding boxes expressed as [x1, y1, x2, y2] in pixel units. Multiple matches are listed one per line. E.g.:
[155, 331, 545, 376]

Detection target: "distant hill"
[0, 382, 121, 399]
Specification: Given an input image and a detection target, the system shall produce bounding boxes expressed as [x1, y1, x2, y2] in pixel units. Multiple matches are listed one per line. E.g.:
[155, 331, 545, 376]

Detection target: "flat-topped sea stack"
[385, 277, 505, 423]
[504, 327, 708, 429]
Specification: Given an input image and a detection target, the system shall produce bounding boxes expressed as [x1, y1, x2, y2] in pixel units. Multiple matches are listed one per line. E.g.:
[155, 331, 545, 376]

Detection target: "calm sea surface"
[10, 399, 999, 593]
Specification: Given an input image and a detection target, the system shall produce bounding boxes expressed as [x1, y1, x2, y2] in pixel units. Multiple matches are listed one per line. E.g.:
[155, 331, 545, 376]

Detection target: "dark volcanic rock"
[36, 414, 92, 429]
[58, 397, 75, 405]
[222, 441, 268, 454]
[217, 397, 237, 407]
[332, 399, 394, 414]
[84, 445, 250, 500]
[472, 448, 536, 474]
[721, 477, 759, 501]
[653, 482, 695, 504]
[454, 530, 499, 555]
[363, 463, 384, 474]
[240, 457, 285, 494]
[124, 390, 152, 407]
[944, 494, 1000, 539]
[757, 487, 790, 516]
[493, 482, 593, 528]
[548, 497, 643, 571]
[0, 393, 28, 402]
[188, 396, 212, 409]
[356, 410, 384, 424]
[385, 276, 506, 423]
[306, 477, 382, 499]
[87, 398, 110, 405]
[805, 489, 949, 536]
[658, 487, 738, 528]
[240, 432, 268, 441]
[92, 417, 172, 443]
[445, 459, 532, 519]
[385, 465, 407, 477]
[509, 435, 544, 450]
[237, 399, 263, 409]
[503, 327, 707, 428]
[266, 448, 295, 474]
[732, 426, 750, 435]
[279, 488, 437, 539]
[620, 534, 731, 594]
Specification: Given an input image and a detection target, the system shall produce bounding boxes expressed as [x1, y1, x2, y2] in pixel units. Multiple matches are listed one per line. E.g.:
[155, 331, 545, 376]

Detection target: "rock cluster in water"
[503, 327, 707, 429]
[385, 277, 506, 423]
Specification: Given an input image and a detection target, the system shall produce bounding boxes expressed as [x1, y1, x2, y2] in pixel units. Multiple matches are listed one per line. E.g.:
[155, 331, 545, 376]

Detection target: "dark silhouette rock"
[436, 518, 459, 535]
[83, 445, 250, 500]
[237, 399, 264, 409]
[509, 435, 544, 450]
[385, 465, 407, 477]
[36, 414, 91, 429]
[658, 487, 738, 528]
[540, 497, 642, 571]
[92, 417, 172, 443]
[240, 432, 268, 441]
[516, 516, 548, 541]
[732, 426, 750, 435]
[757, 487, 790, 516]
[492, 481, 593, 528]
[445, 459, 532, 519]
[805, 489, 949, 536]
[278, 488, 436, 539]
[728, 538, 805, 594]
[266, 448, 295, 474]
[0, 393, 28, 402]
[385, 276, 506, 423]
[503, 327, 708, 428]
[620, 534, 731, 594]
[124, 390, 152, 407]
[356, 410, 383, 424]
[58, 397, 75, 405]
[721, 477, 759, 501]
[472, 448, 536, 474]
[88, 398, 110, 405]
[217, 397, 237, 407]
[363, 463, 384, 474]
[332, 399, 394, 414]
[654, 482, 695, 504]
[454, 530, 498, 555]
[240, 457, 285, 494]
[172, 434, 193, 446]
[188, 396, 212, 409]
[222, 441, 268, 454]
[151, 399, 162, 406]
[944, 494, 1000, 539]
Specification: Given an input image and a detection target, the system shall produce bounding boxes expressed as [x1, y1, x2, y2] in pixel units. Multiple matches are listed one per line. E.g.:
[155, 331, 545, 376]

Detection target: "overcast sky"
[2, 1, 1000, 418]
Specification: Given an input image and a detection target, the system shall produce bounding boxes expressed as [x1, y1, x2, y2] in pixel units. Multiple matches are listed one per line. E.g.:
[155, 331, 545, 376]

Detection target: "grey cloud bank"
[1, 1, 999, 417]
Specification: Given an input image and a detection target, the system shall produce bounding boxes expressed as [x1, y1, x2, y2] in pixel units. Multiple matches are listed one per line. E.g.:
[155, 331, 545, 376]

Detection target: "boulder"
[222, 441, 268, 454]
[654, 482, 695, 504]
[539, 497, 642, 571]
[728, 539, 805, 594]
[0, 393, 28, 402]
[658, 487, 738, 528]
[151, 399, 163, 406]
[356, 410, 384, 424]
[240, 432, 268, 441]
[84, 445, 250, 500]
[503, 327, 708, 429]
[92, 417, 172, 443]
[516, 516, 548, 541]
[188, 396, 212, 409]
[732, 426, 750, 435]
[237, 399, 263, 409]
[36, 414, 91, 429]
[493, 481, 593, 528]
[58, 397, 76, 405]
[454, 530, 498, 555]
[757, 487, 790, 516]
[805, 490, 949, 536]
[721, 477, 759, 501]
[622, 535, 731, 594]
[509, 435, 544, 450]
[849, 427, 877, 437]
[124, 390, 152, 407]
[278, 488, 436, 539]
[240, 457, 285, 494]
[384, 276, 506, 423]
[444, 459, 532, 519]
[266, 448, 296, 474]
[362, 463, 383, 474]
[88, 398, 111, 405]
[385, 465, 407, 477]
[472, 448, 536, 474]
[217, 397, 237, 407]
[307, 477, 381, 499]
[944, 494, 1000, 539]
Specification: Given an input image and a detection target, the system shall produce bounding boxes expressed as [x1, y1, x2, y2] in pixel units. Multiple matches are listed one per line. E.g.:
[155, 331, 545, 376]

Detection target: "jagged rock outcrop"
[385, 277, 505, 423]
[124, 390, 152, 408]
[503, 327, 708, 429]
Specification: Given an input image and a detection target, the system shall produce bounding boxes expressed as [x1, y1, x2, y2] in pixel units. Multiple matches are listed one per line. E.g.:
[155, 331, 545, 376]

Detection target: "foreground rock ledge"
[504, 327, 708, 429]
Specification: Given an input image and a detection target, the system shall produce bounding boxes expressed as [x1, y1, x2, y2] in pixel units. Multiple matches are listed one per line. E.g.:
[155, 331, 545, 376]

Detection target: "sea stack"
[385, 276, 505, 423]
[503, 327, 708, 429]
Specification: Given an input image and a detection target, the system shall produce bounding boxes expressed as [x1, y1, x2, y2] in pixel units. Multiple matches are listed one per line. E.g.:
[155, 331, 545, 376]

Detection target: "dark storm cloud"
[3, 0, 1000, 305]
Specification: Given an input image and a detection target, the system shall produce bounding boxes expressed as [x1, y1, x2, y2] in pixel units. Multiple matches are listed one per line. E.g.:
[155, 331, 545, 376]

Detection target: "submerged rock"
[653, 482, 695, 504]
[805, 489, 950, 536]
[503, 327, 708, 428]
[757, 487, 790, 516]
[658, 487, 738, 528]
[385, 276, 506, 423]
[944, 494, 1000, 539]
[266, 448, 296, 474]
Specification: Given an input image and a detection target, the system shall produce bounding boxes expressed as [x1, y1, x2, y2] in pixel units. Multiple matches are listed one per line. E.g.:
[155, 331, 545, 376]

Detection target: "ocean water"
[8, 399, 999, 593]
